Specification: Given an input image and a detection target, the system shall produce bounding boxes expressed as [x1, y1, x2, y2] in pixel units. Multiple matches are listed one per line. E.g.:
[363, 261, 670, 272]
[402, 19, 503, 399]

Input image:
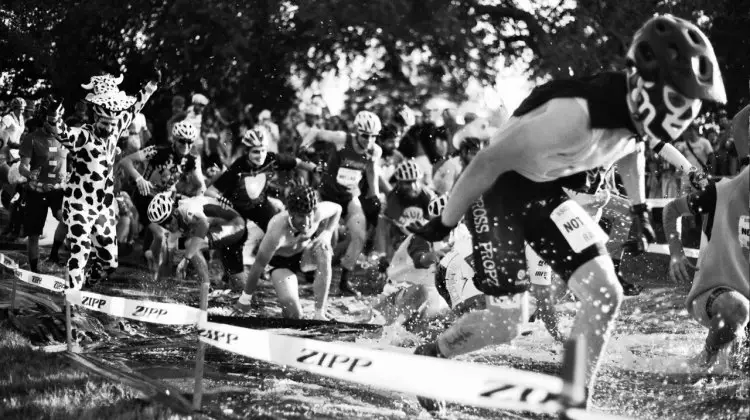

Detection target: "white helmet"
[428, 194, 448, 218]
[354, 110, 382, 135]
[147, 191, 174, 225]
[242, 128, 269, 149]
[395, 105, 416, 127]
[394, 160, 421, 182]
[172, 120, 198, 141]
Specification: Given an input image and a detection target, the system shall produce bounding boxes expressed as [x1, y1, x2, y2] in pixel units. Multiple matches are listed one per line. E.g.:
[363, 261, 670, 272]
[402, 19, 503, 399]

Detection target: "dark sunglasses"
[176, 138, 194, 145]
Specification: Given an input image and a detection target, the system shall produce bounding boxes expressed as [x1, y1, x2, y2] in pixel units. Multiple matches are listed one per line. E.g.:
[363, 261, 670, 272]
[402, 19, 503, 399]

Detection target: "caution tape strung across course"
[0, 250, 633, 418]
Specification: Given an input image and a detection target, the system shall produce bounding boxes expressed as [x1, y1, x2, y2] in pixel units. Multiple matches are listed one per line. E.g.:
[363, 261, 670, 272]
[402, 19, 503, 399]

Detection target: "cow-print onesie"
[56, 82, 157, 289]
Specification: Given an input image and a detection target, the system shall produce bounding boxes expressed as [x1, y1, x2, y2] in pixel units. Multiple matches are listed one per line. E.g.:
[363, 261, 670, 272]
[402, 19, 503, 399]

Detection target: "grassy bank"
[0, 321, 187, 420]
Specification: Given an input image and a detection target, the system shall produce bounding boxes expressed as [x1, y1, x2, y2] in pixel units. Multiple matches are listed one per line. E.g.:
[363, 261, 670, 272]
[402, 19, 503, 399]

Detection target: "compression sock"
[29, 258, 38, 273]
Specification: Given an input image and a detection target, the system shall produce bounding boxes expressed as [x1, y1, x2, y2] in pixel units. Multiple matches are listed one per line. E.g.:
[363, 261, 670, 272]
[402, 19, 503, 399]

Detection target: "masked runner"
[146, 190, 246, 286]
[234, 186, 341, 320]
[410, 15, 726, 411]
[48, 71, 160, 289]
[300, 110, 383, 296]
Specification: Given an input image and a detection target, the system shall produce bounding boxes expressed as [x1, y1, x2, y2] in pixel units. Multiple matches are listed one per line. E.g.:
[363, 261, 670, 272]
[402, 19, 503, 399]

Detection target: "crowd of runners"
[0, 13, 747, 415]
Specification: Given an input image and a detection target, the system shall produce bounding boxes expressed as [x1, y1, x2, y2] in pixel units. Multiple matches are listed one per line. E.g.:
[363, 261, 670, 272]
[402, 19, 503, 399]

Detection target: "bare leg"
[270, 268, 303, 319]
[566, 255, 624, 398]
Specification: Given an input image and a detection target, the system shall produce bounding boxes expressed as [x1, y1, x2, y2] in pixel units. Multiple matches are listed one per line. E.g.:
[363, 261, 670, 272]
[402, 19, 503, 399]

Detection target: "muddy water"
[2, 247, 747, 419]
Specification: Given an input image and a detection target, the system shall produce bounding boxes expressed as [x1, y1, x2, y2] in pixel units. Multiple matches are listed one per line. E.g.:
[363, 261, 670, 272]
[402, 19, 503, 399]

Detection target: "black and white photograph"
[0, 1, 747, 419]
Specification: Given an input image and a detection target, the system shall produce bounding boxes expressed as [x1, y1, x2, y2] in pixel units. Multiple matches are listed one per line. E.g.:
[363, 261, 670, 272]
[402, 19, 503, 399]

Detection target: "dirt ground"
[0, 234, 748, 420]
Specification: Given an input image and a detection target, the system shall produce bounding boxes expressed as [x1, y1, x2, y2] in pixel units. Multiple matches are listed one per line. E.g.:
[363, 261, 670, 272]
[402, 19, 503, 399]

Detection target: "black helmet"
[628, 14, 725, 103]
[287, 186, 318, 214]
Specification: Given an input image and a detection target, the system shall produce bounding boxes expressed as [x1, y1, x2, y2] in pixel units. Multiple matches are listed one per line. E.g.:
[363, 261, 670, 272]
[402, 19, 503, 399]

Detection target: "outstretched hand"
[408, 216, 455, 242]
[669, 254, 695, 284]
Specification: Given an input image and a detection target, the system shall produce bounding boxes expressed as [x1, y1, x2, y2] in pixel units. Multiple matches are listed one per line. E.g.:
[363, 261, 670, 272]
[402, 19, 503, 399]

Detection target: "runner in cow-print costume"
[49, 71, 159, 289]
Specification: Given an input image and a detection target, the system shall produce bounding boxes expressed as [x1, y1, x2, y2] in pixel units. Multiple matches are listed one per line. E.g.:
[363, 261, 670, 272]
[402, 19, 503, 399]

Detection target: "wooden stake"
[192, 279, 210, 411]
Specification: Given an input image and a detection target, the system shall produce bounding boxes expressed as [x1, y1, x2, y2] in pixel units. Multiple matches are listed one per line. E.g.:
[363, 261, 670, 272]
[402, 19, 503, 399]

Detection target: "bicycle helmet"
[394, 160, 422, 182]
[627, 14, 726, 142]
[147, 191, 174, 225]
[172, 120, 198, 141]
[287, 186, 318, 214]
[354, 111, 382, 135]
[242, 127, 269, 149]
[428, 194, 448, 218]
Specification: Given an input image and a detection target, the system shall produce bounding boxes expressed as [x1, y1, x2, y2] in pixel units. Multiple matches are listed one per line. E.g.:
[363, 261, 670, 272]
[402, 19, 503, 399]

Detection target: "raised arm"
[299, 127, 347, 150]
[364, 145, 382, 197]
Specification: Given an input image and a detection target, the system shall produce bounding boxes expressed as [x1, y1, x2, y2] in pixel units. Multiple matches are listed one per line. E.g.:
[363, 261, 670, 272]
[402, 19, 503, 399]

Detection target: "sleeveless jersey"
[319, 134, 372, 203]
[505, 72, 639, 186]
[686, 167, 749, 304]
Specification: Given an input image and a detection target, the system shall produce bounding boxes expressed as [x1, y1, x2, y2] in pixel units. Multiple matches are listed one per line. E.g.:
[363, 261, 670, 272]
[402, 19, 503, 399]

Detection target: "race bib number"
[244, 173, 267, 199]
[550, 200, 608, 253]
[336, 167, 362, 188]
[739, 215, 749, 249]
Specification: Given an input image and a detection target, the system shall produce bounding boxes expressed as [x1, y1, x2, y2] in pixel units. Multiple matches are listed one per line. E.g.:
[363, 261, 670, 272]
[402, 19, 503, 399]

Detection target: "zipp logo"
[53, 281, 66, 291]
[296, 348, 372, 373]
[81, 296, 107, 309]
[198, 328, 238, 345]
[479, 382, 559, 405]
[131, 305, 168, 319]
[31, 275, 43, 285]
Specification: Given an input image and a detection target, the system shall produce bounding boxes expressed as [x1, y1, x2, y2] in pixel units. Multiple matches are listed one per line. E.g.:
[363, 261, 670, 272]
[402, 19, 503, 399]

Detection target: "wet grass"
[0, 322, 188, 420]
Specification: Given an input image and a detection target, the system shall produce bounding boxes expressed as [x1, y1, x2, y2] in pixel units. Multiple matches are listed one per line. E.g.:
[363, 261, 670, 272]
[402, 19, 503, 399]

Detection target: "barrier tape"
[647, 244, 699, 259]
[66, 290, 204, 326]
[0, 254, 66, 293]
[198, 321, 568, 414]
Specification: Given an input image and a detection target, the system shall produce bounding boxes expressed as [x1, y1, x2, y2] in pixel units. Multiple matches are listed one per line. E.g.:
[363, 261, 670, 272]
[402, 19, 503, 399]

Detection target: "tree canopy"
[1, 0, 747, 115]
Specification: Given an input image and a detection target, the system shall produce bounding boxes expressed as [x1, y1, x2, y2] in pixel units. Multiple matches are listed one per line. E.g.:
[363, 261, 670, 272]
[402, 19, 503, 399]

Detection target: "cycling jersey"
[212, 152, 297, 218]
[19, 127, 68, 188]
[319, 134, 373, 203]
[137, 145, 199, 194]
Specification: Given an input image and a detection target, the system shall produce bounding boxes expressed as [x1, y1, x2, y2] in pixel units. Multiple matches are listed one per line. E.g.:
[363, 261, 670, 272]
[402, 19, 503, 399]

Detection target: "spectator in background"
[296, 104, 323, 143]
[22, 100, 36, 122]
[0, 97, 26, 148]
[713, 131, 738, 177]
[65, 101, 91, 128]
[256, 109, 280, 153]
[130, 111, 151, 150]
[184, 93, 209, 154]
[674, 123, 714, 194]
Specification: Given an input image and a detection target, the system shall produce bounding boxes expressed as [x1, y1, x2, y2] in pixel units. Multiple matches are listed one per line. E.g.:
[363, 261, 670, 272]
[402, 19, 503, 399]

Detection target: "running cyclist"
[300, 110, 383, 296]
[234, 186, 341, 320]
[120, 120, 205, 275]
[146, 190, 247, 286]
[410, 15, 726, 411]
